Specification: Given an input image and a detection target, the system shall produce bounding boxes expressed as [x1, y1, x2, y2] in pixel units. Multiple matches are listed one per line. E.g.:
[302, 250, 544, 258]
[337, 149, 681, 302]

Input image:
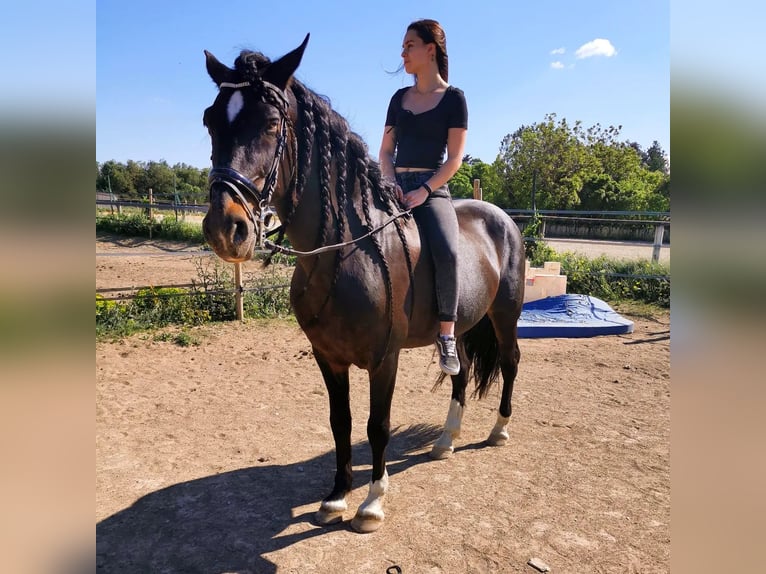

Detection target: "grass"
[96, 211, 206, 244]
[152, 330, 201, 347]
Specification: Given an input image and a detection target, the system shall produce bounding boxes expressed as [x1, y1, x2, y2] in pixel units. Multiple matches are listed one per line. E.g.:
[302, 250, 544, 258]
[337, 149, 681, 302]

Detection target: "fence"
[96, 185, 670, 319]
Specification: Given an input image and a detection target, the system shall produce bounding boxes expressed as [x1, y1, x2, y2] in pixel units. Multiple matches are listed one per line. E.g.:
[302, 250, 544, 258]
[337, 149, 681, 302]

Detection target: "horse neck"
[273, 138, 325, 253]
[272, 90, 393, 255]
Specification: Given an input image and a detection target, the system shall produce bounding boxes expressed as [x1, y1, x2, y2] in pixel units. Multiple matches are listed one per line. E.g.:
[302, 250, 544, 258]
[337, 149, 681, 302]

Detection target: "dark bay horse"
[201, 35, 525, 533]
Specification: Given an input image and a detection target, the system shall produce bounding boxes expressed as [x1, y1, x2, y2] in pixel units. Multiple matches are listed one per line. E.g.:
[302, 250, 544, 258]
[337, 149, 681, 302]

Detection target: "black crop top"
[385, 86, 468, 169]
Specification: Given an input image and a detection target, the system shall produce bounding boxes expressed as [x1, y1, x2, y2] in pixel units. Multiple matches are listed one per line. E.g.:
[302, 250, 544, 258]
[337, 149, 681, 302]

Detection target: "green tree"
[448, 162, 474, 198]
[173, 162, 208, 203]
[498, 114, 591, 209]
[645, 140, 669, 174]
[498, 114, 669, 211]
[97, 160, 135, 197]
[465, 158, 506, 207]
[144, 160, 175, 200]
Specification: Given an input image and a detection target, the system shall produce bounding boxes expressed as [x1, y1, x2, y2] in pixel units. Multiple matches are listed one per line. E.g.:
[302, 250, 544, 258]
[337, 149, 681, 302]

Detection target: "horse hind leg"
[430, 346, 469, 460]
[487, 330, 520, 447]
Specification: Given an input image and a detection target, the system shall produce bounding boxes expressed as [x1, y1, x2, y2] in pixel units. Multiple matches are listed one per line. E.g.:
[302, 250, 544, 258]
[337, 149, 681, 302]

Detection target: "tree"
[498, 114, 591, 209]
[464, 158, 505, 207]
[645, 140, 669, 174]
[97, 160, 210, 203]
[497, 114, 669, 211]
[97, 160, 135, 197]
[448, 162, 474, 198]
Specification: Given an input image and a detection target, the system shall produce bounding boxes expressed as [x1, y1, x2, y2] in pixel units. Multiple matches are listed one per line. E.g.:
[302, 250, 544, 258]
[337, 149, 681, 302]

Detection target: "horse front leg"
[350, 350, 400, 533]
[313, 350, 352, 525]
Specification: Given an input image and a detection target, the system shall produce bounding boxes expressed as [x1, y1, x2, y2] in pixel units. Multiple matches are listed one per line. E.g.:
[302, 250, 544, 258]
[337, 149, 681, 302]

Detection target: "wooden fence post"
[147, 187, 154, 239]
[473, 178, 482, 200]
[234, 262, 244, 321]
[652, 224, 665, 263]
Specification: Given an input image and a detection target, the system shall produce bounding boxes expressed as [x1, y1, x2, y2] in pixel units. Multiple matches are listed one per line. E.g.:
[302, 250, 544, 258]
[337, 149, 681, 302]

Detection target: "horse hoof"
[486, 432, 509, 447]
[350, 513, 384, 533]
[316, 499, 347, 525]
[315, 508, 344, 525]
[429, 445, 454, 459]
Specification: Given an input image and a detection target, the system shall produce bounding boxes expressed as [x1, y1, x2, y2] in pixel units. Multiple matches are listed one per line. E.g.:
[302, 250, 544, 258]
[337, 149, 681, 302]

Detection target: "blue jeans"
[396, 171, 459, 323]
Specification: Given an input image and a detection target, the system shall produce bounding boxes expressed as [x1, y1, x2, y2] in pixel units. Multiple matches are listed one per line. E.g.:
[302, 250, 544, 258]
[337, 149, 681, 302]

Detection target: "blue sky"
[96, 0, 669, 169]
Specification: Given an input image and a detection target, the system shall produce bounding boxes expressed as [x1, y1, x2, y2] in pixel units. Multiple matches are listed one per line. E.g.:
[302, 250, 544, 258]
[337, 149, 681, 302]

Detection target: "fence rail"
[97, 198, 670, 317]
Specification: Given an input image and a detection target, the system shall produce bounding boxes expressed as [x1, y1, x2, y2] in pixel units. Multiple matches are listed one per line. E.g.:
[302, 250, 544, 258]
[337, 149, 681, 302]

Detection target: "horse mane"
[231, 51, 414, 343]
[234, 50, 410, 281]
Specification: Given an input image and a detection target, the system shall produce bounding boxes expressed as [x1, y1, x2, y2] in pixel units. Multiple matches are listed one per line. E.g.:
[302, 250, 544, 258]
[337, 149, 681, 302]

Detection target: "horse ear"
[264, 33, 310, 90]
[205, 50, 236, 86]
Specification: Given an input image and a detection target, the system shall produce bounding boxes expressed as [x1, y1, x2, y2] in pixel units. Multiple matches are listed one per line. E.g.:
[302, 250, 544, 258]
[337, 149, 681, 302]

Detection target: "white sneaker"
[436, 335, 460, 376]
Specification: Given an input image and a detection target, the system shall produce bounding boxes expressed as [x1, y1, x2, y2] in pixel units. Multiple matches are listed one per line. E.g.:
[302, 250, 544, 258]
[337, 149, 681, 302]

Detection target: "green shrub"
[132, 287, 211, 325]
[244, 270, 292, 318]
[96, 257, 293, 338]
[528, 248, 670, 307]
[189, 259, 237, 321]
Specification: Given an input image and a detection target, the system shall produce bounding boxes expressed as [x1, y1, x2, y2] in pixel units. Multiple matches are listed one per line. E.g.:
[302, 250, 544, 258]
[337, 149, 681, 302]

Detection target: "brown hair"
[407, 19, 448, 81]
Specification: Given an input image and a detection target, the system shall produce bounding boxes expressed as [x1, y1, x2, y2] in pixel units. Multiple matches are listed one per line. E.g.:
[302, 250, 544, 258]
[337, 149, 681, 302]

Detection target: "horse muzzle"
[202, 191, 257, 262]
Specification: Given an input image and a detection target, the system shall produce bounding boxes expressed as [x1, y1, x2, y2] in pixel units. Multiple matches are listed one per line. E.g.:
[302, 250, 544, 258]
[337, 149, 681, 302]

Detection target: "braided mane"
[233, 51, 414, 319]
[234, 51, 401, 216]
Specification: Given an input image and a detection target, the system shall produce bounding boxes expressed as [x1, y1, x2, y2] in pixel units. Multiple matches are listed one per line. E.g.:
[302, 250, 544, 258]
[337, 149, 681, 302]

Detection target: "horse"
[201, 34, 525, 533]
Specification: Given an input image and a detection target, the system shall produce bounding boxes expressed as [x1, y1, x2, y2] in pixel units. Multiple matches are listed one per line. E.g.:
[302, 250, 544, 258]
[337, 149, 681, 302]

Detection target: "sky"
[96, 0, 670, 169]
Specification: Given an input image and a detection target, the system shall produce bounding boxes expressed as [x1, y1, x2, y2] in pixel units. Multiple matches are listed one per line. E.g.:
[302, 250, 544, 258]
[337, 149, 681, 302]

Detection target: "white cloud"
[550, 47, 565, 55]
[550, 61, 564, 69]
[575, 38, 617, 59]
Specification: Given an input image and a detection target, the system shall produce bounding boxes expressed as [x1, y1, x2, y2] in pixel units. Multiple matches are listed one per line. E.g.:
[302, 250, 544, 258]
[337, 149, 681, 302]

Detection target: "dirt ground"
[96, 235, 670, 573]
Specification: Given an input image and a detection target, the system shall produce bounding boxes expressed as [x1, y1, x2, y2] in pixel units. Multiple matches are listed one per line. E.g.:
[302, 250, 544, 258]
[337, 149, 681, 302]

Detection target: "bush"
[528, 248, 670, 307]
[96, 258, 292, 338]
[132, 287, 211, 325]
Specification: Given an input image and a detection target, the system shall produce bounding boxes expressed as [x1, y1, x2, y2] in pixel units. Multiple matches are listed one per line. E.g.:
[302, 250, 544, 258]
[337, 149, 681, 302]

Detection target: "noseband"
[207, 79, 292, 248]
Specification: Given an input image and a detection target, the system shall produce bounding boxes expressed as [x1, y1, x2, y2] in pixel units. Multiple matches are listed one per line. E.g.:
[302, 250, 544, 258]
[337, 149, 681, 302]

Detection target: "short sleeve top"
[384, 86, 468, 170]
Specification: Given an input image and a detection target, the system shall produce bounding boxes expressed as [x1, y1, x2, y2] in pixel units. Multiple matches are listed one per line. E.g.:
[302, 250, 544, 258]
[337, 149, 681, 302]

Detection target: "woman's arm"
[379, 125, 397, 181]
[379, 125, 404, 201]
[425, 127, 467, 190]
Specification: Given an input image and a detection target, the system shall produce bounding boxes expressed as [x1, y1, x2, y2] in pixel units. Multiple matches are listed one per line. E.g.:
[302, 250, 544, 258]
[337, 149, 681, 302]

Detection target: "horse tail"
[463, 314, 502, 399]
[433, 314, 501, 399]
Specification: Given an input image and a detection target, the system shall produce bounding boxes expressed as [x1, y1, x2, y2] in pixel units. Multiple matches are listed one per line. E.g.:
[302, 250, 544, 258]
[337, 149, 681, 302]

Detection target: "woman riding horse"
[201, 30, 524, 533]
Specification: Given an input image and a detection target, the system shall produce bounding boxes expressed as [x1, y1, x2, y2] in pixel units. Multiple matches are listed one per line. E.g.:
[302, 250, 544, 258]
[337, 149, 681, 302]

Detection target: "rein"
[263, 209, 411, 257]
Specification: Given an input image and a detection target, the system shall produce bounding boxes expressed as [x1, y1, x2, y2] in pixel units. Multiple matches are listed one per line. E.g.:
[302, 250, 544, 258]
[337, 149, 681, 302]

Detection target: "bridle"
[207, 79, 293, 248]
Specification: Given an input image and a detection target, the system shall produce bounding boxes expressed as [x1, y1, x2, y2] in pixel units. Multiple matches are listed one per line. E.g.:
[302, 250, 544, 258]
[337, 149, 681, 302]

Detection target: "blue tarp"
[518, 294, 634, 338]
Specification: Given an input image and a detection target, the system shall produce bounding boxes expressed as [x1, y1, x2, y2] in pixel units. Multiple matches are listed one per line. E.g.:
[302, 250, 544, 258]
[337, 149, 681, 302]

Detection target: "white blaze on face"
[227, 90, 244, 124]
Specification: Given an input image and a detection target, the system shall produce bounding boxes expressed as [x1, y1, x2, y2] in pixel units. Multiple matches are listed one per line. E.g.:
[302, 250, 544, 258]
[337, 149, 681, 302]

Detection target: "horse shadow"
[97, 424, 443, 573]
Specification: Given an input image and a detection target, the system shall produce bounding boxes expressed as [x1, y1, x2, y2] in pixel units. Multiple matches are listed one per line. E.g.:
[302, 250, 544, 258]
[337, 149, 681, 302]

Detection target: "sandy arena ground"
[96, 235, 670, 573]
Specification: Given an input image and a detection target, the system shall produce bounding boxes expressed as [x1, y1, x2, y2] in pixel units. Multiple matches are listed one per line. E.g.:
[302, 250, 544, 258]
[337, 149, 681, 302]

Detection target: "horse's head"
[202, 35, 309, 262]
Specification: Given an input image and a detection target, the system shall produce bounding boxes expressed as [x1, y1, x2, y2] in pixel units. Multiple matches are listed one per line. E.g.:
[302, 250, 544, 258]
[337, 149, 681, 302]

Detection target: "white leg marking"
[226, 90, 244, 124]
[320, 498, 348, 513]
[351, 469, 389, 532]
[430, 399, 464, 459]
[487, 412, 511, 446]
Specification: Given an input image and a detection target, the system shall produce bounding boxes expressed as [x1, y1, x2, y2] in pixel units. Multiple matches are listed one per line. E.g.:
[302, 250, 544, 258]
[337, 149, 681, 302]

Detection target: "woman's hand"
[402, 186, 429, 210]
[395, 184, 404, 203]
